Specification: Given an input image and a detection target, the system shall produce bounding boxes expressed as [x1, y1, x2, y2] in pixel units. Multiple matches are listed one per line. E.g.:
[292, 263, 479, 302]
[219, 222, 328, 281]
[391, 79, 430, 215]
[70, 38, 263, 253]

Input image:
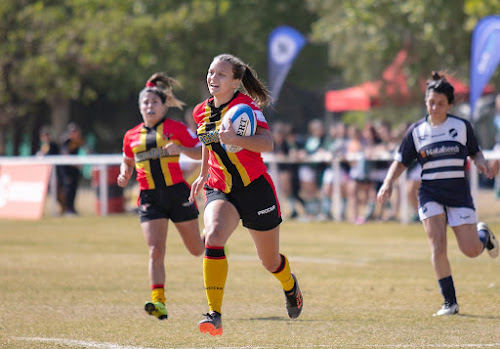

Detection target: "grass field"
[1, 192, 499, 348]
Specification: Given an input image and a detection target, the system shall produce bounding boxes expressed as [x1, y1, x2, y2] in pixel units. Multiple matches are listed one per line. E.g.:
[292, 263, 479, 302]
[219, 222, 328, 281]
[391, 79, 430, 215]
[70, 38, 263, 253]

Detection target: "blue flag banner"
[268, 26, 306, 105]
[470, 15, 500, 120]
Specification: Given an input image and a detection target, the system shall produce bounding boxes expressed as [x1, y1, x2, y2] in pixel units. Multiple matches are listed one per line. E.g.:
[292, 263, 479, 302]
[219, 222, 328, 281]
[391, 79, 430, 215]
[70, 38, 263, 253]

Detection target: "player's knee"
[460, 245, 483, 258]
[202, 228, 227, 247]
[188, 244, 204, 257]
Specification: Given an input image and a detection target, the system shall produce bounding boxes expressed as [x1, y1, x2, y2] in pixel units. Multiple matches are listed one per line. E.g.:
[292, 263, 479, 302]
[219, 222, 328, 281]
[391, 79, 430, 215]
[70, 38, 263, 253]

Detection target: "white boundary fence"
[1, 150, 499, 222]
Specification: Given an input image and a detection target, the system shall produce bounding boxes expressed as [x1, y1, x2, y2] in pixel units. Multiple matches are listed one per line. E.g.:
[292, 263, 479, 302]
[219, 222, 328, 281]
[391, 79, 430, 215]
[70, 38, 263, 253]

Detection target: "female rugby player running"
[118, 72, 204, 320]
[189, 53, 303, 335]
[377, 72, 498, 316]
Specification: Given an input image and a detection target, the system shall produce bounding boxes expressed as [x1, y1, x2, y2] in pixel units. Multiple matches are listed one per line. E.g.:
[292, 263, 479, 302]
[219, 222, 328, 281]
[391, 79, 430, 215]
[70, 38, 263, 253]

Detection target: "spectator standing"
[373, 121, 398, 221]
[37, 125, 60, 156]
[346, 124, 370, 224]
[319, 122, 350, 220]
[297, 118, 328, 221]
[271, 122, 296, 218]
[59, 123, 84, 216]
[284, 125, 306, 219]
[36, 126, 65, 213]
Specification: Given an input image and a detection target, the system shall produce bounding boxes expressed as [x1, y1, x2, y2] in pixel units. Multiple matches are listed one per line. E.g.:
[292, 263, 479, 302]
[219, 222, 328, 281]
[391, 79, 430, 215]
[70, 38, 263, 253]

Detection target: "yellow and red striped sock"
[151, 284, 165, 304]
[203, 245, 227, 314]
[272, 254, 295, 292]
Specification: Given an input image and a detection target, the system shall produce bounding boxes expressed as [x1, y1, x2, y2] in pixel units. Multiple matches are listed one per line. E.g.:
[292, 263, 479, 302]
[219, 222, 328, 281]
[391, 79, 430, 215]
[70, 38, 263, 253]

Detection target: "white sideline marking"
[361, 345, 500, 348]
[15, 337, 158, 349]
[14, 337, 500, 348]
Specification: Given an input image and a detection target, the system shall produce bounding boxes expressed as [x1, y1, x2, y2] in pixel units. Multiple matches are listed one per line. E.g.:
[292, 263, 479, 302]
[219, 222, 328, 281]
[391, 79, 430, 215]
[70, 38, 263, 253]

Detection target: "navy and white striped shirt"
[396, 114, 480, 208]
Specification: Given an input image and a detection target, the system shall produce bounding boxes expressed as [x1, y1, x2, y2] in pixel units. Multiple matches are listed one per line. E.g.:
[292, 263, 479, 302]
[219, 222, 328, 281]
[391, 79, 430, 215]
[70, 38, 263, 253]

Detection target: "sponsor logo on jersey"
[162, 133, 173, 141]
[198, 129, 220, 145]
[135, 147, 170, 162]
[420, 145, 460, 158]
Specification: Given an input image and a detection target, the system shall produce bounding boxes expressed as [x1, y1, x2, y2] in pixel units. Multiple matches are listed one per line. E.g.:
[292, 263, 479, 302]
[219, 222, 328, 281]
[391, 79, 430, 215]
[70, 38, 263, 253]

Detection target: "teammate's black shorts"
[204, 173, 282, 231]
[138, 182, 198, 223]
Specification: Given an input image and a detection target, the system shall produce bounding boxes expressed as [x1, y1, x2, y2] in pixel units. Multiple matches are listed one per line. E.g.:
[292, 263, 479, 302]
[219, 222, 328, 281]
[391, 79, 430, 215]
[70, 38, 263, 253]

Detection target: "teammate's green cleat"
[144, 301, 168, 320]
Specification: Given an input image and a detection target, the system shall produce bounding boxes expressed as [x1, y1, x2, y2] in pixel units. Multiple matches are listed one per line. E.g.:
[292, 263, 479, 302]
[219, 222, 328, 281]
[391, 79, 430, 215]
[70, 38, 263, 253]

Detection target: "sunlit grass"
[0, 214, 499, 348]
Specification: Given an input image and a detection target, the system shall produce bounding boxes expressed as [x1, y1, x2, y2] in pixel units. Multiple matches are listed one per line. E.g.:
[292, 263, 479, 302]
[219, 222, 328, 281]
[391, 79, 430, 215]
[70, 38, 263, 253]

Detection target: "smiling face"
[140, 91, 166, 127]
[425, 91, 451, 123]
[206, 59, 240, 106]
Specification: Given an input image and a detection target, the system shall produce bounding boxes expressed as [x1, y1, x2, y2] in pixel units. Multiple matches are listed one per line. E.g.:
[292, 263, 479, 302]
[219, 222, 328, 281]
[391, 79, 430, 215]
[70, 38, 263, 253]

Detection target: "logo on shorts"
[182, 201, 193, 207]
[257, 205, 276, 215]
[459, 214, 470, 220]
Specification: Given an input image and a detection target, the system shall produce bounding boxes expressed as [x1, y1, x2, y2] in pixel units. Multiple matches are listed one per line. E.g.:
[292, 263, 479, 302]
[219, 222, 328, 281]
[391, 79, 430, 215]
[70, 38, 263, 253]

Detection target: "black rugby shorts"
[204, 173, 282, 231]
[138, 182, 198, 223]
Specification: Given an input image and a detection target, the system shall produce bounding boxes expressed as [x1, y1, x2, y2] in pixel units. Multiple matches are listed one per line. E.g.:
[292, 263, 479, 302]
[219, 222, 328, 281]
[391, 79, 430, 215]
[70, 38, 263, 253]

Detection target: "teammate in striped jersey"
[189, 54, 303, 335]
[117, 73, 204, 320]
[377, 72, 498, 317]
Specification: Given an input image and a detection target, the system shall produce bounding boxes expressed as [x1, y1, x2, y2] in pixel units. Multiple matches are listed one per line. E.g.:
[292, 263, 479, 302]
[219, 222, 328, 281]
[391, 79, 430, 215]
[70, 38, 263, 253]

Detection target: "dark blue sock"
[478, 228, 489, 248]
[438, 276, 457, 304]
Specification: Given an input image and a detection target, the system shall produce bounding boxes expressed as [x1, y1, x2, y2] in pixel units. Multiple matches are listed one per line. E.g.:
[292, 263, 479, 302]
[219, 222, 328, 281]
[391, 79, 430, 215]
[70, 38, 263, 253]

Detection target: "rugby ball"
[221, 103, 257, 153]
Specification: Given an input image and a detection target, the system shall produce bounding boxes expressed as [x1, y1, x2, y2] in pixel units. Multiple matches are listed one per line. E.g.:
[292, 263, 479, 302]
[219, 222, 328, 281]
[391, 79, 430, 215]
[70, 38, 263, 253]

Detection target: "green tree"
[1, 0, 321, 154]
[307, 0, 500, 102]
[0, 0, 163, 153]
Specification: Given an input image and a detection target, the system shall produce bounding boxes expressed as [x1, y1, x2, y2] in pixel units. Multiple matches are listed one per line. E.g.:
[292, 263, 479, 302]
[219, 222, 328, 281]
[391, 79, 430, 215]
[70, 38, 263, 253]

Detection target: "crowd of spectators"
[270, 119, 421, 224]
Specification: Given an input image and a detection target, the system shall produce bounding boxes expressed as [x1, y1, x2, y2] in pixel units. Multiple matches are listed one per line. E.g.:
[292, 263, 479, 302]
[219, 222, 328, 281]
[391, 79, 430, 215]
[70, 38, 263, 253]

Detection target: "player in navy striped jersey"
[377, 72, 498, 317]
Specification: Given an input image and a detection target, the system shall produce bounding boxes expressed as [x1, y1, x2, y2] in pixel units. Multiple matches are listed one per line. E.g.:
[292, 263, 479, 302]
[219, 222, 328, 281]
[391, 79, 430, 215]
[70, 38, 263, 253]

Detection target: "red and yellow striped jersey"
[122, 117, 200, 190]
[193, 92, 269, 193]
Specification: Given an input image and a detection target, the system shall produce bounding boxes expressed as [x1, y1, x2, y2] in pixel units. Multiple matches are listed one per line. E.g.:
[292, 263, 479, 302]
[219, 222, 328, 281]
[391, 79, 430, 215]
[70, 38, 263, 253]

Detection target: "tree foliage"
[305, 0, 500, 124]
[0, 0, 319, 154]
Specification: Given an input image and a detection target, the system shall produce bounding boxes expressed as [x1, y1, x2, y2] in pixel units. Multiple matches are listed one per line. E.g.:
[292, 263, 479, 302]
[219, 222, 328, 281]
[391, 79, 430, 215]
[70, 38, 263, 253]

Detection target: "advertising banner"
[268, 26, 306, 105]
[0, 164, 51, 219]
[470, 15, 500, 119]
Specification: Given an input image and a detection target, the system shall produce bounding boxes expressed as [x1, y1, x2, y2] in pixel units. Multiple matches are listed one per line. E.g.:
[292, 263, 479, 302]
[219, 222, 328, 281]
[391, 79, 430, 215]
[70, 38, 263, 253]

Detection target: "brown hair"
[139, 72, 185, 109]
[213, 54, 271, 108]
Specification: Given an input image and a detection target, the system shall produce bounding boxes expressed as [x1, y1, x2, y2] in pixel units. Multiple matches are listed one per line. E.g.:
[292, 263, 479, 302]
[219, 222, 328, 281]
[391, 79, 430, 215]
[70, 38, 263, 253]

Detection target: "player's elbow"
[263, 139, 274, 152]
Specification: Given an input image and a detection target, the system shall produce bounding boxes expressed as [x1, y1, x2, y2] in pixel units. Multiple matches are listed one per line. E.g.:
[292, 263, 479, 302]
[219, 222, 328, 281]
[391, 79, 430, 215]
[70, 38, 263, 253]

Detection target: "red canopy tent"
[325, 50, 409, 112]
[325, 50, 494, 112]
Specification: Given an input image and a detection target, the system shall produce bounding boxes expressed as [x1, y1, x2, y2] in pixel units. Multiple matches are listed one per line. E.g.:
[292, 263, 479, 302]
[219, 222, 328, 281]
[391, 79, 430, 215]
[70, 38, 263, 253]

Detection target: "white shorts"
[298, 165, 316, 182]
[369, 168, 388, 183]
[322, 168, 349, 185]
[418, 201, 477, 227]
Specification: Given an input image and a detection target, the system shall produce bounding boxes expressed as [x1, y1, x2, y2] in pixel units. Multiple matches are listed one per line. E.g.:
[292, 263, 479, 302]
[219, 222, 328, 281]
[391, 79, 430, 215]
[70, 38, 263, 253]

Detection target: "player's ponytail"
[140, 72, 185, 109]
[241, 65, 271, 108]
